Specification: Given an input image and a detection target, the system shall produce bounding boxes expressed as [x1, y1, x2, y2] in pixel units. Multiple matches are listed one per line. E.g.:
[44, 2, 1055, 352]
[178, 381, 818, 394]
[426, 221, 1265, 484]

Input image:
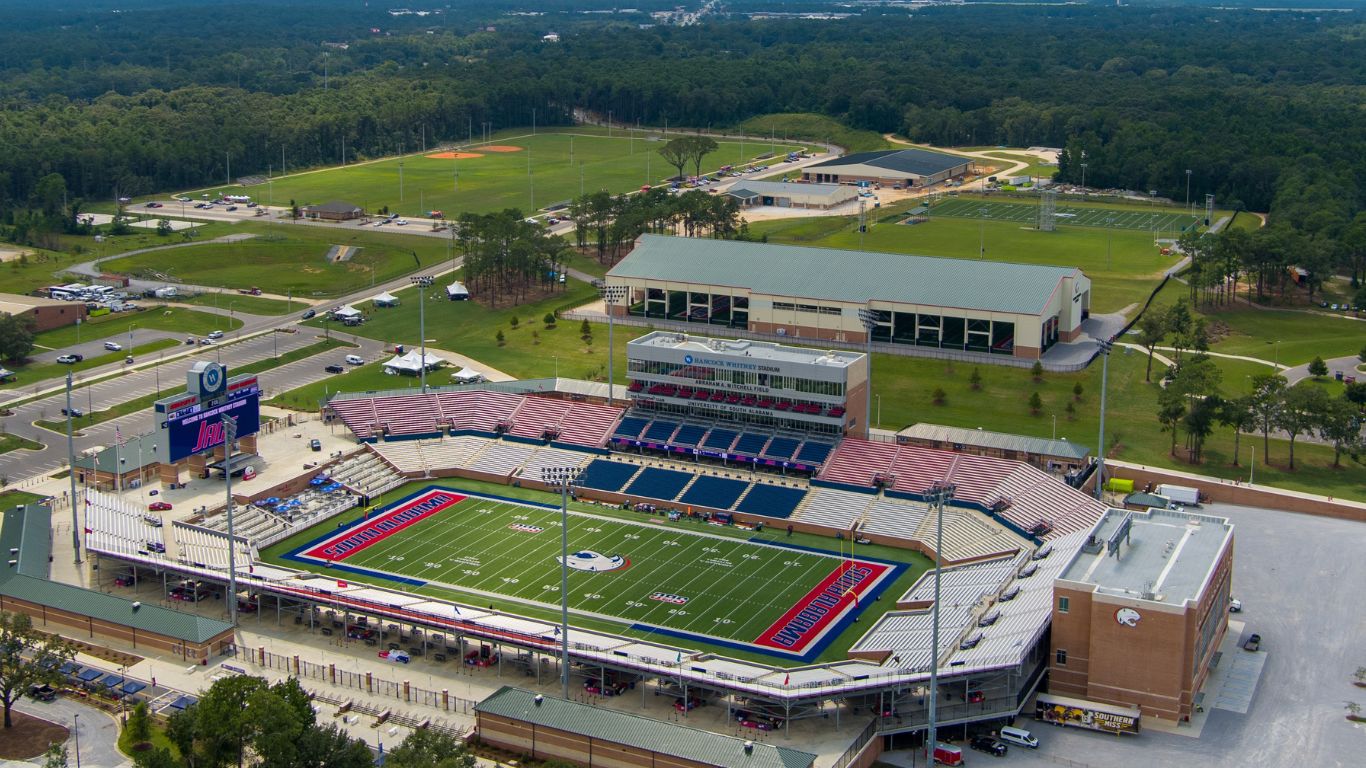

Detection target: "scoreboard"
[155, 361, 262, 463]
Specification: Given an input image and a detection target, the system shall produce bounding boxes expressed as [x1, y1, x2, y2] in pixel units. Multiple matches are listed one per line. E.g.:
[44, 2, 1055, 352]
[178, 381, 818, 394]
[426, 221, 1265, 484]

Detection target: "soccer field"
[285, 487, 906, 659]
[252, 130, 807, 219]
[928, 198, 1201, 232]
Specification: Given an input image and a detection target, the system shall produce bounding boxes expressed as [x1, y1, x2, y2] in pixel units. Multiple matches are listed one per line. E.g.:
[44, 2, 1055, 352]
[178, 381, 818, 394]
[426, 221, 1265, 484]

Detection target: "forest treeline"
[1, 4, 1363, 243]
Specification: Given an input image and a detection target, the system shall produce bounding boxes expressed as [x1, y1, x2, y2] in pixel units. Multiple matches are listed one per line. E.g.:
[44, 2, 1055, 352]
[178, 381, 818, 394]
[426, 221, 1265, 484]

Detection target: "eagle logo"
[1115, 608, 1141, 627]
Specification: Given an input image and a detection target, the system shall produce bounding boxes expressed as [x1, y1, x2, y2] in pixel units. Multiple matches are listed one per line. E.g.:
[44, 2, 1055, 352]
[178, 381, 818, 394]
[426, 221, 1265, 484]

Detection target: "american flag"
[115, 426, 126, 446]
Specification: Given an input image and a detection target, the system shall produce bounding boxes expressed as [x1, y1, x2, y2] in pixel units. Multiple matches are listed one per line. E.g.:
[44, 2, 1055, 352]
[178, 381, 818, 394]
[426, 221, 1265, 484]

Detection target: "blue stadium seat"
[577, 460, 641, 493]
[643, 421, 679, 443]
[680, 476, 749, 510]
[794, 441, 834, 465]
[623, 467, 694, 501]
[614, 417, 650, 439]
[735, 484, 807, 519]
[732, 432, 769, 456]
[672, 424, 707, 446]
[763, 437, 801, 460]
[700, 429, 739, 451]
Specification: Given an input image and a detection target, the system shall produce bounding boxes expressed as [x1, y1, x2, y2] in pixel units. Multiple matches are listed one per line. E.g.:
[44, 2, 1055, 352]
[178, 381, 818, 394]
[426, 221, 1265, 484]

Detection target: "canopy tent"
[331, 305, 362, 319]
[446, 281, 470, 301]
[382, 350, 446, 376]
[372, 292, 400, 307]
[449, 367, 485, 384]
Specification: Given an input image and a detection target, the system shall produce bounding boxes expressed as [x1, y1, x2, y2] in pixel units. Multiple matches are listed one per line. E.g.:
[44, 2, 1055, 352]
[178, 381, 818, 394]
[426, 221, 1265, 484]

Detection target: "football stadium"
[78, 332, 1108, 738]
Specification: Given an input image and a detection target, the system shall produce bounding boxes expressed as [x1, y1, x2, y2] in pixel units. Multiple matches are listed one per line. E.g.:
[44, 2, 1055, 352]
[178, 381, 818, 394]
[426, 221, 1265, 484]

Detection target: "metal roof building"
[605, 235, 1092, 360]
[896, 423, 1092, 470]
[475, 686, 817, 768]
[803, 148, 971, 187]
[0, 505, 235, 660]
[724, 181, 857, 210]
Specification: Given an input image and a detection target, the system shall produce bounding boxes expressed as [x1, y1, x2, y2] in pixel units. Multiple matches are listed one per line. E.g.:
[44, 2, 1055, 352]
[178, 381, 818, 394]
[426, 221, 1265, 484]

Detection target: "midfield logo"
[649, 592, 688, 605]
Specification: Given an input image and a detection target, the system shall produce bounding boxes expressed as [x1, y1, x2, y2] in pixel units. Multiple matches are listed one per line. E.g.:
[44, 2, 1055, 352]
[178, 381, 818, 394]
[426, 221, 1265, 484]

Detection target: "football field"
[285, 487, 904, 658]
[928, 197, 1202, 232]
[254, 130, 807, 218]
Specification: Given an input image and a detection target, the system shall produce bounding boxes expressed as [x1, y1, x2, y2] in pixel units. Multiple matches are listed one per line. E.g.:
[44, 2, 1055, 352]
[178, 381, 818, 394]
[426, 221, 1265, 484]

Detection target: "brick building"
[1049, 508, 1234, 722]
[0, 292, 87, 332]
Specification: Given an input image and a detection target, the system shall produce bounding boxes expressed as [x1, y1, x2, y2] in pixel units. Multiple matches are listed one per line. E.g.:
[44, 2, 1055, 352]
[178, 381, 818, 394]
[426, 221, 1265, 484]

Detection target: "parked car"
[148, 501, 173, 511]
[1228, 598, 1242, 613]
[970, 736, 1007, 757]
[56, 354, 83, 364]
[345, 355, 364, 365]
[207, 330, 224, 339]
[1244, 633, 1261, 652]
[225, 205, 238, 212]
[61, 407, 83, 417]
[310, 439, 322, 451]
[301, 309, 316, 320]
[324, 364, 344, 374]
[199, 338, 214, 345]
[105, 340, 124, 352]
[378, 650, 410, 664]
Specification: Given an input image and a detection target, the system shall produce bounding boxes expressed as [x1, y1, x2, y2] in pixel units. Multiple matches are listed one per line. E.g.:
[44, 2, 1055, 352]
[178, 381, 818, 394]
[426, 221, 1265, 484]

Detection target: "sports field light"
[857, 308, 880, 440]
[1094, 339, 1114, 501]
[540, 465, 581, 699]
[599, 285, 630, 406]
[409, 276, 434, 393]
[924, 481, 956, 767]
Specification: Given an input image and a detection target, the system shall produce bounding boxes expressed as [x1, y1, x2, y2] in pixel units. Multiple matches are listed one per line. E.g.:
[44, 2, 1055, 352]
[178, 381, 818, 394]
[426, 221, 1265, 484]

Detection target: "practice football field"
[927, 197, 1202, 232]
[252, 130, 807, 218]
[285, 487, 904, 657]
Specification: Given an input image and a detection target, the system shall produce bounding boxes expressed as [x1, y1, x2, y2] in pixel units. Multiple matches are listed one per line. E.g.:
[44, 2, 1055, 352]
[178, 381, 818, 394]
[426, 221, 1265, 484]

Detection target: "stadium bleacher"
[642, 420, 679, 443]
[700, 428, 738, 452]
[577, 459, 642, 493]
[793, 441, 834, 465]
[818, 438, 900, 487]
[623, 467, 694, 501]
[671, 424, 707, 446]
[731, 431, 769, 456]
[614, 417, 650, 439]
[735, 484, 806, 519]
[679, 476, 749, 510]
[762, 436, 801, 460]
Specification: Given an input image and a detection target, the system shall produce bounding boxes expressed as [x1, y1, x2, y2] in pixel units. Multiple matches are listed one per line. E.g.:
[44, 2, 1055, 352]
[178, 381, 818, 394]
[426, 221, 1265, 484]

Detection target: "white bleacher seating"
[794, 488, 874, 530]
[467, 441, 537, 477]
[818, 438, 899, 487]
[373, 394, 443, 437]
[507, 396, 570, 440]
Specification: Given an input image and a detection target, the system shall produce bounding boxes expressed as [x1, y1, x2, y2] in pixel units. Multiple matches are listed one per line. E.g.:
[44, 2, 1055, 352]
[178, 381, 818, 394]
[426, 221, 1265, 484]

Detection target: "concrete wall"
[1105, 464, 1366, 523]
[0, 593, 232, 662]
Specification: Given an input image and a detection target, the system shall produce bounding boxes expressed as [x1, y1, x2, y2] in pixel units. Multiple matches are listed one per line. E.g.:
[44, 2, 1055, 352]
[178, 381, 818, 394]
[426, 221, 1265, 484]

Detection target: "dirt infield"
[480, 145, 524, 153]
[425, 152, 484, 160]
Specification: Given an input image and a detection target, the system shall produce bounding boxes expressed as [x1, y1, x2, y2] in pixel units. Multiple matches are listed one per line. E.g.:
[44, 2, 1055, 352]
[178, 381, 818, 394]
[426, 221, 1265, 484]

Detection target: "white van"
[344, 355, 364, 366]
[999, 726, 1038, 749]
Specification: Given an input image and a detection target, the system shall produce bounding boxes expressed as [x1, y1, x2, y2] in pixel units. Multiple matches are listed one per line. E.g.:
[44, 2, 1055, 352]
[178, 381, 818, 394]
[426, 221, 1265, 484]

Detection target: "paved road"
[1281, 355, 1361, 387]
[0, 330, 387, 483]
[28, 328, 190, 365]
[11, 696, 124, 768]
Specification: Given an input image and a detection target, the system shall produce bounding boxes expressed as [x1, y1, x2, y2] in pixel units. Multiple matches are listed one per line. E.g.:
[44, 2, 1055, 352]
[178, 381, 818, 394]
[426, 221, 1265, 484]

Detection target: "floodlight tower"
[1095, 339, 1114, 501]
[540, 466, 580, 699]
[410, 275, 434, 392]
[600, 285, 629, 405]
[857, 309, 880, 439]
[925, 481, 956, 766]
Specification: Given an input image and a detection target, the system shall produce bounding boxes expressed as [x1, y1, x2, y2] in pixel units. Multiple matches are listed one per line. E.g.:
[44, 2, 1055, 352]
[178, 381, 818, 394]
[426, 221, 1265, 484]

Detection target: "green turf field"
[244, 130, 806, 219]
[285, 488, 906, 657]
[927, 197, 1200, 233]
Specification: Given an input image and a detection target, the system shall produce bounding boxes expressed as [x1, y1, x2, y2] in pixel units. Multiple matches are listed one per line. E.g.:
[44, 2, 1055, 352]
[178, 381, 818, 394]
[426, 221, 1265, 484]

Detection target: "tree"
[969, 368, 982, 390]
[543, 312, 556, 328]
[1360, 343, 1366, 364]
[1317, 396, 1364, 468]
[384, 728, 476, 768]
[133, 749, 179, 768]
[1183, 395, 1221, 464]
[156, 218, 173, 237]
[1135, 307, 1168, 382]
[42, 744, 67, 768]
[1248, 373, 1288, 463]
[1065, 401, 1076, 420]
[0, 612, 74, 728]
[658, 138, 691, 181]
[1218, 395, 1257, 466]
[1157, 389, 1188, 456]
[495, 330, 505, 346]
[1308, 356, 1328, 378]
[1028, 392, 1043, 414]
[686, 135, 719, 179]
[932, 387, 947, 405]
[127, 701, 152, 746]
[1275, 385, 1329, 470]
[580, 319, 592, 340]
[1030, 360, 1043, 382]
[0, 314, 36, 363]
[1072, 381, 1084, 401]
[509, 315, 519, 329]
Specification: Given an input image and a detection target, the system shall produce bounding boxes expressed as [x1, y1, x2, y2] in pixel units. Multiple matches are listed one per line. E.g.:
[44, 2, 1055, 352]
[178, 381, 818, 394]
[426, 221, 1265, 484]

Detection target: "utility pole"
[65, 373, 81, 563]
[540, 467, 579, 700]
[224, 415, 239, 627]
[600, 286, 629, 406]
[1094, 339, 1113, 500]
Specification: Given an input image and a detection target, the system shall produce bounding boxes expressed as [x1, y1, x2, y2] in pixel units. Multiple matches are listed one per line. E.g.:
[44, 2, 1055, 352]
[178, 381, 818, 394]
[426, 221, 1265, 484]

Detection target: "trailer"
[1153, 484, 1201, 506]
[1035, 693, 1140, 735]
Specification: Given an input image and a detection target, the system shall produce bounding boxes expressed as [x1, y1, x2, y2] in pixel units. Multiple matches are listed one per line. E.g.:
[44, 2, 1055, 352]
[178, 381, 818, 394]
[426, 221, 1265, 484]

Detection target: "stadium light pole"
[1094, 339, 1113, 501]
[410, 276, 433, 393]
[1080, 162, 1087, 190]
[65, 372, 81, 564]
[540, 466, 579, 699]
[857, 309, 879, 440]
[1106, 216, 1115, 271]
[979, 207, 987, 259]
[224, 415, 239, 627]
[399, 161, 405, 203]
[1185, 169, 1192, 213]
[925, 481, 956, 766]
[600, 285, 629, 406]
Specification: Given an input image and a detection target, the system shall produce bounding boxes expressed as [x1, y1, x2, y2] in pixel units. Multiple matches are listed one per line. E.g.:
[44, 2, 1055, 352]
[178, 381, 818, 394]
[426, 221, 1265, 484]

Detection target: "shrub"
[932, 387, 947, 406]
[1031, 360, 1044, 382]
[1028, 392, 1043, 414]
[495, 330, 505, 346]
[544, 312, 557, 328]
[970, 368, 982, 390]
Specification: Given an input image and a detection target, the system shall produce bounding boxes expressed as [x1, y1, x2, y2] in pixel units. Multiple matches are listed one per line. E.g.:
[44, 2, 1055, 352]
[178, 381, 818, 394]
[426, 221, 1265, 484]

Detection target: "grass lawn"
[0, 490, 48, 506]
[0, 433, 42, 455]
[0, 225, 238, 296]
[748, 208, 1179, 314]
[735, 114, 894, 153]
[117, 719, 178, 759]
[261, 478, 928, 666]
[976, 151, 1057, 179]
[176, 292, 301, 316]
[100, 223, 456, 298]
[36, 337, 355, 433]
[2, 338, 182, 392]
[33, 307, 239, 350]
[246, 129, 805, 220]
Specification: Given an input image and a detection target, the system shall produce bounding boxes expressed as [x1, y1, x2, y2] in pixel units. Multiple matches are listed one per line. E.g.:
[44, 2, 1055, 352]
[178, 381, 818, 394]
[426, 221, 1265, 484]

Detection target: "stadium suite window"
[1058, 596, 1069, 613]
[1056, 649, 1067, 665]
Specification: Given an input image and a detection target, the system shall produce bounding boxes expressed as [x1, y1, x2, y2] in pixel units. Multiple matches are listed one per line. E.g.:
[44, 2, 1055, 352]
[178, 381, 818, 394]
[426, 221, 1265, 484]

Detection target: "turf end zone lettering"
[303, 490, 466, 562]
[754, 561, 891, 653]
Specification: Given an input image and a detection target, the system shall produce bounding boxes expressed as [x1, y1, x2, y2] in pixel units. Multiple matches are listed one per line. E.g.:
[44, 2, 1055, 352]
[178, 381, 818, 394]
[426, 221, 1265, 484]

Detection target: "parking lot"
[883, 500, 1364, 768]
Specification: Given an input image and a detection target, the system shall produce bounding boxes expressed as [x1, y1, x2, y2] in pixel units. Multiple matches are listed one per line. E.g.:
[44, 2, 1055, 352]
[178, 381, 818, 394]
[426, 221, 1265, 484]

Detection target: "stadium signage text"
[683, 354, 780, 374]
[649, 592, 689, 605]
[304, 490, 466, 561]
[755, 561, 891, 652]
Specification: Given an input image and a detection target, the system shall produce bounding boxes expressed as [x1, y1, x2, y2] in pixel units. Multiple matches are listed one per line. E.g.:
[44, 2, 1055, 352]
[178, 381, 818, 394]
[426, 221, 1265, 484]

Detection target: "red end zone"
[754, 560, 891, 653]
[302, 489, 465, 562]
